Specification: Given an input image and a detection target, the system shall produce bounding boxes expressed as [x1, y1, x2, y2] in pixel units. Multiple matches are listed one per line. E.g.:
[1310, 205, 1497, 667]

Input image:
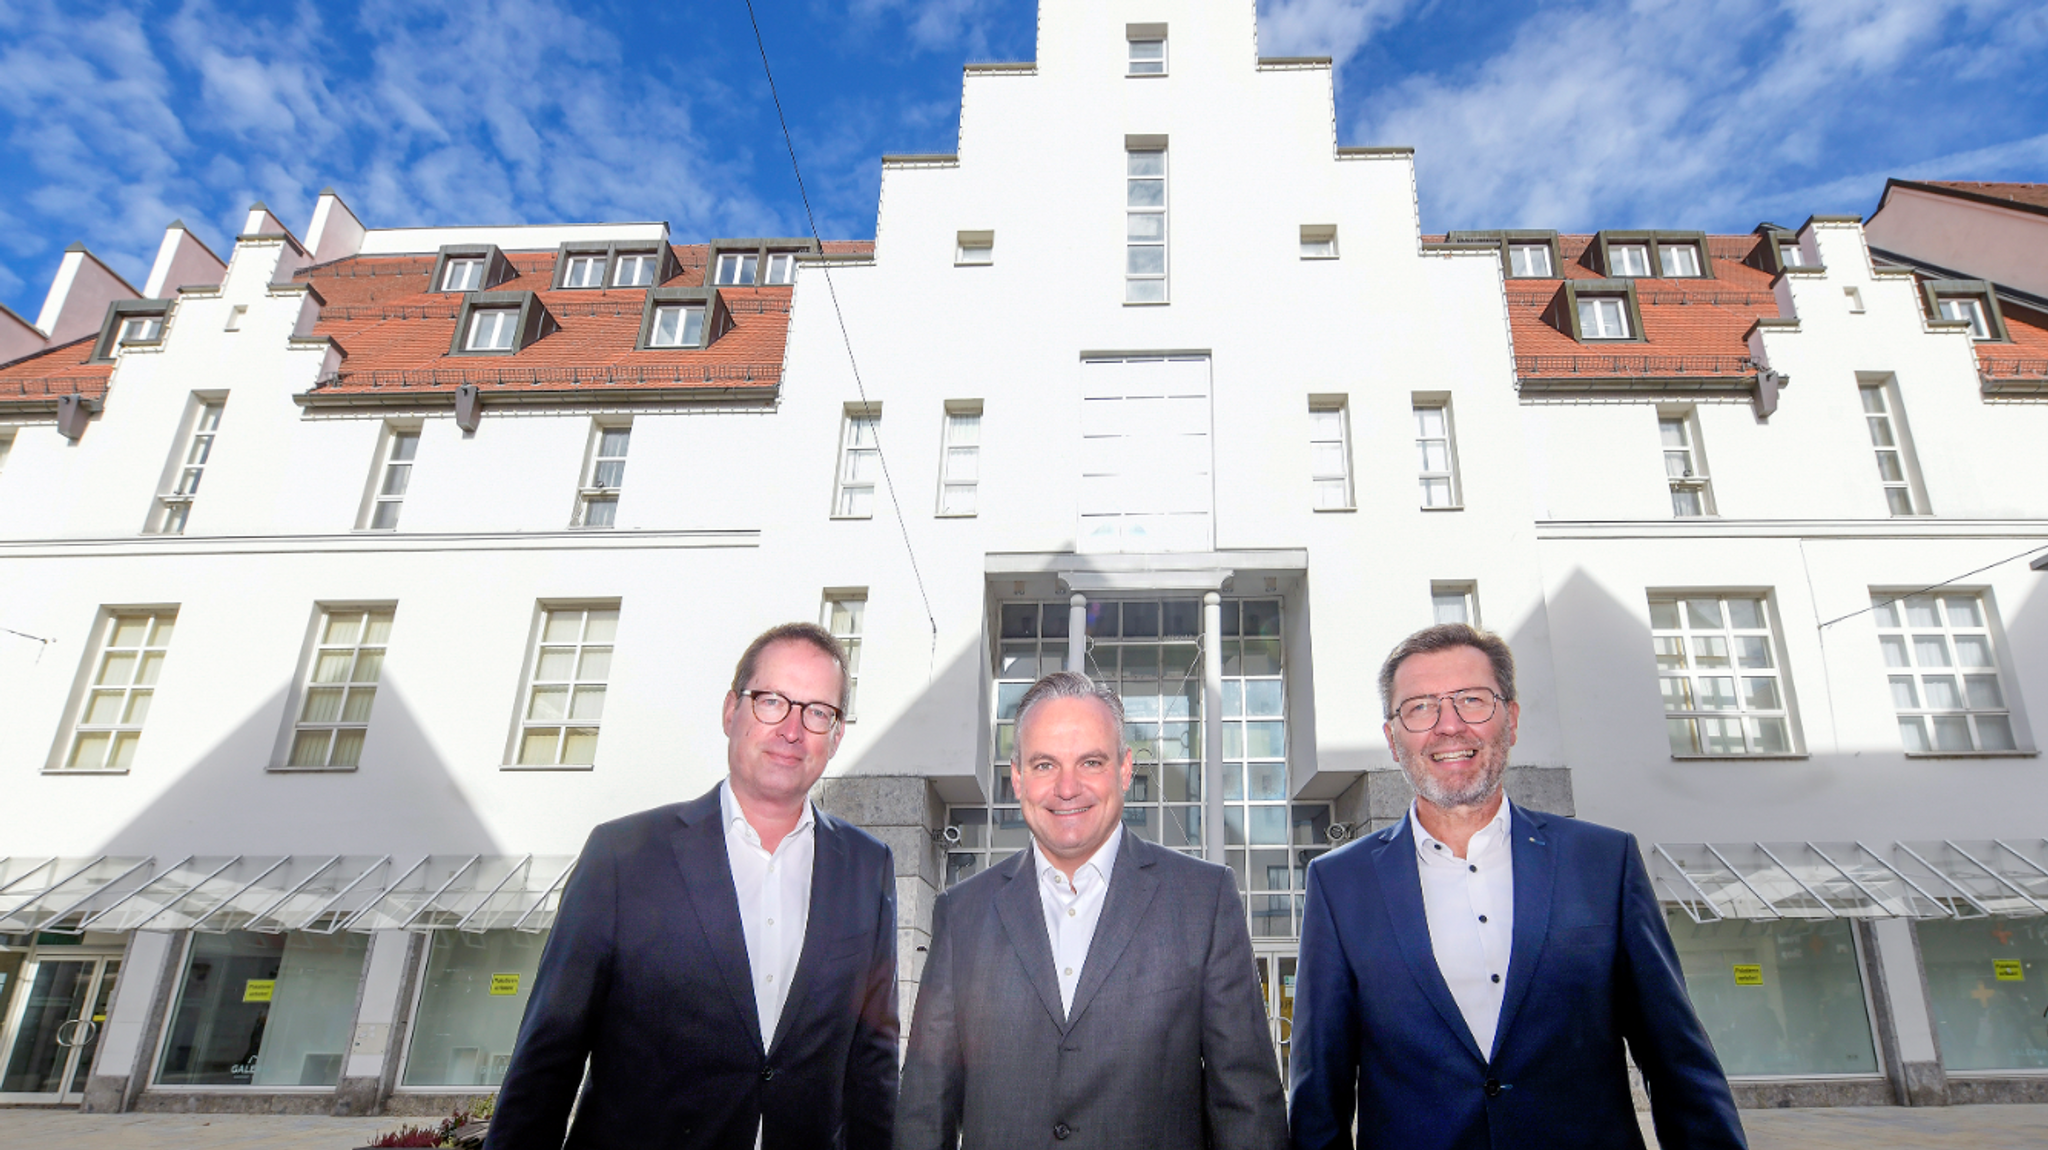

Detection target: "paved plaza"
[2, 1105, 2047, 1148]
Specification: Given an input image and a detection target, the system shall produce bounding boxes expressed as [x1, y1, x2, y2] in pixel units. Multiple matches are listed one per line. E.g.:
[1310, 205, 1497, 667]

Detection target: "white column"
[339, 930, 418, 1104]
[1203, 591, 1224, 864]
[1067, 593, 1087, 673]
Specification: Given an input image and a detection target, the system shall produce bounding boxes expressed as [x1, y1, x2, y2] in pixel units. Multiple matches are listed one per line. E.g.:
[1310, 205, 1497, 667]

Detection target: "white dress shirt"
[1412, 797, 1516, 1058]
[1033, 830, 1122, 1018]
[721, 779, 816, 1050]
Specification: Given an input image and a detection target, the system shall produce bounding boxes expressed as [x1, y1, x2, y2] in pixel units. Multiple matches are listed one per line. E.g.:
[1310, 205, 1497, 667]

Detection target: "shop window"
[155, 931, 368, 1087]
[402, 930, 548, 1088]
[1650, 593, 1795, 756]
[1666, 915, 1878, 1077]
[1917, 917, 2048, 1072]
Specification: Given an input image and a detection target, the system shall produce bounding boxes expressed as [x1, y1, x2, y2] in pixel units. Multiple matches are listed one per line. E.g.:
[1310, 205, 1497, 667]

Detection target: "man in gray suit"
[896, 671, 1288, 1150]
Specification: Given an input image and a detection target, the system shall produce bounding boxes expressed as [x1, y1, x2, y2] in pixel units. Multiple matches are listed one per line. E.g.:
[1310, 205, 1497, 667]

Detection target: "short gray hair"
[1377, 623, 1517, 720]
[1012, 671, 1126, 761]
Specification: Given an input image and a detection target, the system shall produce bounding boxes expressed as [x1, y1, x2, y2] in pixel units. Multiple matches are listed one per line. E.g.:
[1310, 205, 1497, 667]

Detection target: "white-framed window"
[120, 315, 163, 343]
[573, 422, 630, 528]
[1299, 225, 1337, 260]
[514, 605, 617, 767]
[1308, 399, 1352, 510]
[715, 253, 758, 286]
[1660, 410, 1714, 517]
[155, 398, 224, 535]
[1578, 296, 1632, 339]
[1859, 380, 1921, 516]
[1126, 145, 1168, 303]
[287, 607, 393, 769]
[366, 427, 420, 530]
[1651, 594, 1793, 756]
[834, 409, 880, 518]
[1936, 296, 1990, 340]
[1609, 244, 1651, 276]
[1432, 582, 1478, 626]
[441, 258, 485, 292]
[648, 304, 705, 348]
[466, 309, 517, 351]
[1874, 592, 2018, 753]
[1128, 36, 1165, 75]
[224, 305, 247, 332]
[613, 252, 658, 287]
[824, 593, 865, 718]
[1508, 243, 1553, 277]
[63, 609, 176, 771]
[937, 405, 981, 516]
[1659, 243, 1702, 277]
[762, 252, 797, 285]
[1778, 242, 1806, 268]
[562, 254, 607, 289]
[956, 231, 993, 266]
[1414, 400, 1460, 508]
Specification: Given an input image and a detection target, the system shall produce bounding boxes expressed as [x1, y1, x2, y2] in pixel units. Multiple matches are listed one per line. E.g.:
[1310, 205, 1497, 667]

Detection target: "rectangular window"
[1859, 380, 1921, 515]
[1874, 592, 2017, 753]
[1414, 401, 1459, 508]
[574, 422, 630, 528]
[1936, 296, 1990, 339]
[224, 305, 246, 332]
[762, 252, 797, 285]
[1845, 286, 1865, 313]
[1660, 410, 1713, 517]
[365, 428, 419, 530]
[1668, 916, 1877, 1077]
[1299, 225, 1337, 260]
[613, 253, 657, 287]
[1308, 400, 1352, 510]
[955, 231, 994, 266]
[1578, 296, 1631, 338]
[155, 399, 224, 535]
[120, 316, 163, 343]
[1779, 242, 1806, 268]
[1431, 582, 1477, 626]
[64, 610, 176, 770]
[1651, 594, 1793, 756]
[937, 405, 981, 516]
[1128, 37, 1165, 75]
[466, 309, 517, 351]
[1917, 917, 2048, 1072]
[715, 253, 758, 286]
[1609, 244, 1651, 276]
[1658, 243, 1702, 276]
[1126, 145, 1168, 303]
[1508, 244, 1553, 277]
[515, 605, 616, 767]
[287, 607, 393, 769]
[562, 254, 606, 288]
[648, 304, 705, 348]
[824, 594, 865, 717]
[441, 259, 484, 292]
[155, 931, 369, 1087]
[402, 931, 545, 1087]
[834, 409, 880, 517]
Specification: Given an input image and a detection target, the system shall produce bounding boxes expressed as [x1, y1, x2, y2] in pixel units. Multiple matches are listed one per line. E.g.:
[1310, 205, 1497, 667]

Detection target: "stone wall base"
[131, 1090, 337, 1115]
[1947, 1075, 2048, 1104]
[79, 1074, 130, 1114]
[332, 1074, 384, 1117]
[376, 1091, 493, 1118]
[1729, 1077, 1895, 1109]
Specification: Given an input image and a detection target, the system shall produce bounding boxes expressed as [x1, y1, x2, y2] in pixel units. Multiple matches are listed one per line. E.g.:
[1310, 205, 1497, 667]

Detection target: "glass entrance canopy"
[1652, 840, 2048, 921]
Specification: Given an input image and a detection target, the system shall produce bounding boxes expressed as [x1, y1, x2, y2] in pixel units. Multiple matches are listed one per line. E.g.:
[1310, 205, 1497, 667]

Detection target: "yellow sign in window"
[489, 973, 521, 996]
[1731, 964, 1764, 986]
[1993, 960, 2024, 982]
[243, 979, 276, 1003]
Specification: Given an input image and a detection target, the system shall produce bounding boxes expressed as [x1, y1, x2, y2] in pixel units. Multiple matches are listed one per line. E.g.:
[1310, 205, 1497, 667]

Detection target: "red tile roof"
[1979, 305, 2048, 386]
[0, 336, 112, 404]
[298, 241, 873, 397]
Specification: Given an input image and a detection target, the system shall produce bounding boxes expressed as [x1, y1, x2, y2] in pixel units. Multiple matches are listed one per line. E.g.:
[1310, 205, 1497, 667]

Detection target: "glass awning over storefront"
[0, 856, 156, 934]
[1653, 840, 2048, 921]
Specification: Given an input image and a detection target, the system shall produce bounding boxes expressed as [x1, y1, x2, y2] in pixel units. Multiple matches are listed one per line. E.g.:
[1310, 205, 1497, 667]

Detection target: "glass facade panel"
[1666, 915, 1877, 1077]
[156, 932, 368, 1087]
[403, 930, 549, 1087]
[1917, 917, 2048, 1071]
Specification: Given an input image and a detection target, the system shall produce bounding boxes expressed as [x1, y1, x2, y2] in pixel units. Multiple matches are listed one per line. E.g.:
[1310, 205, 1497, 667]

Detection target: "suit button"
[1484, 1078, 1501, 1098]
[761, 1067, 776, 1082]
[1054, 1123, 1071, 1140]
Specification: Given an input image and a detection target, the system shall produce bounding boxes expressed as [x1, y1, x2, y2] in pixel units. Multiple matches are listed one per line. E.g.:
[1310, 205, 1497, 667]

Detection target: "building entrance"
[0, 947, 122, 1104]
[1254, 946, 1297, 1082]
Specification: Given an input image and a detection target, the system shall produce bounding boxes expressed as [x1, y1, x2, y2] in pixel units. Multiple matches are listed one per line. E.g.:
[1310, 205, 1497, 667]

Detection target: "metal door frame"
[1252, 943, 1297, 1076]
[0, 944, 123, 1106]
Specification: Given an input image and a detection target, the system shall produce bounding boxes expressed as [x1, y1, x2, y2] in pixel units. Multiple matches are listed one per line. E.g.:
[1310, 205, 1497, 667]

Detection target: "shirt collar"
[720, 777, 816, 848]
[1410, 796, 1513, 865]
[1034, 826, 1123, 891]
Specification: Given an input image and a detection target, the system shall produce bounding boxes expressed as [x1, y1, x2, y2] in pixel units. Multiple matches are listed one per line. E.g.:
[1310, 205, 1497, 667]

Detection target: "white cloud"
[849, 0, 1014, 57]
[1257, 0, 1417, 66]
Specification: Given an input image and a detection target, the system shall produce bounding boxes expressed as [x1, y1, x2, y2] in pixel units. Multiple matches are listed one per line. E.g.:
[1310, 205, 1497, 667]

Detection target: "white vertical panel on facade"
[1077, 356, 1211, 553]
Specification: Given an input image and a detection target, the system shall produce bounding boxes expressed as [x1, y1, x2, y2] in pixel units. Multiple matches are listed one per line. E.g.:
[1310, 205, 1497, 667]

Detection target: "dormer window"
[1508, 244, 1553, 277]
[1657, 243, 1702, 277]
[121, 316, 164, 343]
[649, 304, 705, 347]
[614, 253, 658, 287]
[1937, 296, 1989, 339]
[1578, 296, 1631, 339]
[1127, 23, 1166, 75]
[1779, 242, 1806, 268]
[715, 253, 759, 286]
[1609, 245, 1651, 277]
[762, 252, 797, 285]
[466, 309, 518, 350]
[442, 258, 485, 292]
[1922, 280, 2005, 342]
[562, 254, 607, 289]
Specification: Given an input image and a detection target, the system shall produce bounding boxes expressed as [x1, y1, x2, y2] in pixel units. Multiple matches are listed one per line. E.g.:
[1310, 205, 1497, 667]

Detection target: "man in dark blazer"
[897, 671, 1288, 1150]
[487, 623, 898, 1150]
[1289, 623, 1745, 1150]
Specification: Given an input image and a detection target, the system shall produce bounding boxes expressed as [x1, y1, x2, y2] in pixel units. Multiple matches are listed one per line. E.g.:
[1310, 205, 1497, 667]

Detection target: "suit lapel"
[768, 811, 848, 1055]
[993, 848, 1069, 1032]
[1064, 829, 1159, 1031]
[1490, 805, 1555, 1061]
[670, 787, 764, 1056]
[1372, 818, 1488, 1066]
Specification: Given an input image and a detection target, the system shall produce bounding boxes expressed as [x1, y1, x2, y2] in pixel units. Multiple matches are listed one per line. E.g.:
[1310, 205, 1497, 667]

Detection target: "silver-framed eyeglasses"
[1392, 689, 1504, 732]
[739, 690, 843, 734]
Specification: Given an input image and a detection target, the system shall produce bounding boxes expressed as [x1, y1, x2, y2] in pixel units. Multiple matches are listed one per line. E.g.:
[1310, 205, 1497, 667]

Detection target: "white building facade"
[0, 0, 2043, 1117]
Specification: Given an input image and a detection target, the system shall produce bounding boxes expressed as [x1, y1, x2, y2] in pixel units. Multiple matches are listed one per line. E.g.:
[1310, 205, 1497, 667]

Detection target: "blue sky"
[3, 0, 2045, 320]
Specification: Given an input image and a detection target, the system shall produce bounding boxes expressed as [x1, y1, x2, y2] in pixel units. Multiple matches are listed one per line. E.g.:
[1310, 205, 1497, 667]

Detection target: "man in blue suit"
[1289, 623, 1745, 1150]
[487, 623, 898, 1150]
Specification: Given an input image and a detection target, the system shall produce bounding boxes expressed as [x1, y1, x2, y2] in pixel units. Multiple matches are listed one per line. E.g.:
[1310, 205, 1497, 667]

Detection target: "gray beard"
[1396, 737, 1509, 810]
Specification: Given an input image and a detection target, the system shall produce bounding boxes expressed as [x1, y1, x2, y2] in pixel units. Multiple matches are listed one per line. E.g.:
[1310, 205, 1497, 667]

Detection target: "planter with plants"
[358, 1095, 495, 1149]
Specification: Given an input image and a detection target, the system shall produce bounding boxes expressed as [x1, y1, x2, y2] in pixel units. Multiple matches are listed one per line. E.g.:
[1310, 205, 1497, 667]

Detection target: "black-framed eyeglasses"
[739, 690, 843, 734]
[1392, 689, 1504, 732]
